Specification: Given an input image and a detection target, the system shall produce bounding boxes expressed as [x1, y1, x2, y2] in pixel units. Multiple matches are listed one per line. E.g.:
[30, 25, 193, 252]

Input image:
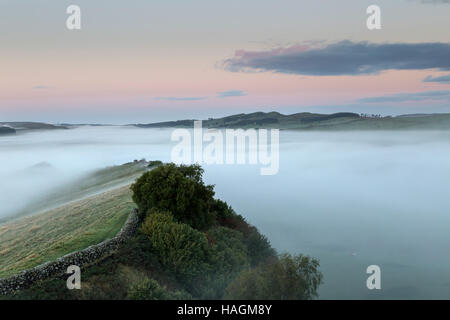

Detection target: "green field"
[0, 161, 153, 279]
[0, 185, 135, 278]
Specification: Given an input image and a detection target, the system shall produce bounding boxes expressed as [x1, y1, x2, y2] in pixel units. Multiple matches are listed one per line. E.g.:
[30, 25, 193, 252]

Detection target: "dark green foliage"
[0, 278, 71, 300]
[127, 278, 191, 300]
[211, 199, 237, 222]
[140, 210, 210, 280]
[194, 226, 251, 299]
[211, 199, 252, 236]
[211, 199, 276, 266]
[114, 233, 162, 271]
[224, 253, 323, 300]
[141, 208, 175, 229]
[207, 227, 249, 274]
[147, 160, 163, 168]
[138, 210, 256, 299]
[131, 163, 216, 230]
[244, 229, 277, 266]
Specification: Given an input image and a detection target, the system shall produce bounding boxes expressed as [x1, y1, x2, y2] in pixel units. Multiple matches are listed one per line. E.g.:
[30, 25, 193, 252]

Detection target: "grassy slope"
[0, 186, 135, 278]
[0, 161, 151, 278]
[2, 161, 148, 224]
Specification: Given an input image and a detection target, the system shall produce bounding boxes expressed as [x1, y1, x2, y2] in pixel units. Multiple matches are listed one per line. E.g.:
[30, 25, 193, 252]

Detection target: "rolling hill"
[134, 112, 450, 130]
[0, 127, 16, 135]
[0, 122, 67, 131]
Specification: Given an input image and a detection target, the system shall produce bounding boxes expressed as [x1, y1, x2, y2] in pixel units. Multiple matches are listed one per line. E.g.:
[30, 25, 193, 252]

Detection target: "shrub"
[141, 208, 175, 231]
[193, 227, 251, 299]
[131, 163, 216, 230]
[224, 253, 323, 300]
[140, 211, 210, 280]
[244, 229, 277, 266]
[211, 199, 237, 221]
[223, 267, 267, 300]
[127, 278, 191, 300]
[207, 227, 249, 274]
[210, 199, 276, 266]
[211, 199, 253, 234]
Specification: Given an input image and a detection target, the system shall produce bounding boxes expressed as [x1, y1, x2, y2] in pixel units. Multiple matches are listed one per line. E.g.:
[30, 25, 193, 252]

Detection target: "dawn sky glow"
[1, 0, 449, 123]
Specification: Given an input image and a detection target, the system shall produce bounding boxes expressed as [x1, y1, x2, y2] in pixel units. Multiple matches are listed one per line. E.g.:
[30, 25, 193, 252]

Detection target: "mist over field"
[0, 127, 176, 219]
[1, 126, 450, 298]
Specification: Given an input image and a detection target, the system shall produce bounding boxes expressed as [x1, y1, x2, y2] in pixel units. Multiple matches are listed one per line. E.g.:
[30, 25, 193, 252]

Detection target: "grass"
[6, 160, 149, 223]
[0, 185, 135, 278]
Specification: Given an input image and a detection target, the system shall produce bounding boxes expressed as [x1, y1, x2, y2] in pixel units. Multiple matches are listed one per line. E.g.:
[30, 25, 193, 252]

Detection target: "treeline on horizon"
[2, 163, 322, 300]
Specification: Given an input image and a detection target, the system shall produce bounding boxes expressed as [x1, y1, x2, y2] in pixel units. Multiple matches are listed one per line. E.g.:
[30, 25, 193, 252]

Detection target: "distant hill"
[60, 123, 113, 127]
[134, 112, 450, 130]
[0, 127, 16, 135]
[0, 122, 67, 131]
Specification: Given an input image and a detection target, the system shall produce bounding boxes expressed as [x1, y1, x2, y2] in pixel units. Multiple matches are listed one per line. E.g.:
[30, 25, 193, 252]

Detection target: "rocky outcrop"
[0, 208, 140, 295]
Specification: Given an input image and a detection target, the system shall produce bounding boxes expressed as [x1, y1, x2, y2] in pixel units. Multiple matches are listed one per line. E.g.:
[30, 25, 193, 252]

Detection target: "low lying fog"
[1, 126, 450, 299]
[0, 126, 175, 219]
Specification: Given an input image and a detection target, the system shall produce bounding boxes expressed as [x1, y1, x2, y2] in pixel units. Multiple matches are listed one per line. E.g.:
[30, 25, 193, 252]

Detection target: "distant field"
[0, 186, 135, 278]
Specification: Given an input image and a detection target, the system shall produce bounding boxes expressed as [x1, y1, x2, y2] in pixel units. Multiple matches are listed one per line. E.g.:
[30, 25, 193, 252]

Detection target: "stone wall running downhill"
[0, 208, 140, 295]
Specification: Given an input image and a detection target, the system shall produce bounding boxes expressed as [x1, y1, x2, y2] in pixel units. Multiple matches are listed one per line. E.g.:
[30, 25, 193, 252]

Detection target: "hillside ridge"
[133, 111, 450, 130]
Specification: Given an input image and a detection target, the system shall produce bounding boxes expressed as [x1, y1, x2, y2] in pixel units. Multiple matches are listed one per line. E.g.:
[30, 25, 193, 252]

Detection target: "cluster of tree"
[129, 163, 322, 300]
[127, 278, 191, 300]
[359, 113, 388, 118]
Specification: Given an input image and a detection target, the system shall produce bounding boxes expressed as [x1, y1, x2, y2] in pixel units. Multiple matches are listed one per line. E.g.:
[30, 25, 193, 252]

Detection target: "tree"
[131, 163, 216, 230]
[140, 210, 211, 280]
[244, 229, 277, 266]
[224, 253, 323, 300]
[210, 199, 276, 266]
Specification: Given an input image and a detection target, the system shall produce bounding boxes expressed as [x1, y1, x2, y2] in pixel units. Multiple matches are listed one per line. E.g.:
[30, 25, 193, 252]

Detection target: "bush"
[131, 163, 216, 230]
[224, 253, 323, 300]
[141, 208, 175, 230]
[211, 199, 276, 266]
[140, 211, 210, 280]
[127, 278, 191, 300]
[224, 267, 267, 300]
[210, 199, 251, 234]
[193, 227, 251, 299]
[210, 199, 237, 222]
[244, 229, 277, 266]
[207, 227, 249, 274]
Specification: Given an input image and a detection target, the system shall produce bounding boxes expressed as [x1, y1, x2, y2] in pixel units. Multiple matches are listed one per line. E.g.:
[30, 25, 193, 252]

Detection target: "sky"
[0, 0, 450, 123]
